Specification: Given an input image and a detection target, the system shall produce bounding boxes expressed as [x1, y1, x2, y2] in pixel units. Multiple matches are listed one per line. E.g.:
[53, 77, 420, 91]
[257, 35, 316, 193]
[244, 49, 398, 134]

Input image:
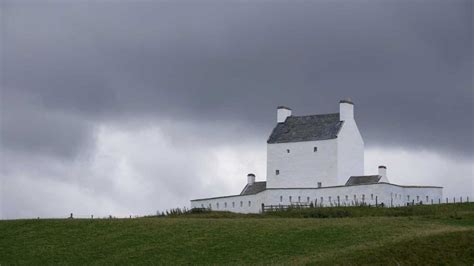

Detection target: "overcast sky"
[1, 0, 472, 219]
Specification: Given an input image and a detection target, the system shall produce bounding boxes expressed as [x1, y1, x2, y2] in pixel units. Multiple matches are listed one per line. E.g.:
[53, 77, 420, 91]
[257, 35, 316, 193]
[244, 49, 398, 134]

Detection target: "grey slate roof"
[240, 181, 267, 195]
[345, 175, 381, 186]
[267, 113, 343, 144]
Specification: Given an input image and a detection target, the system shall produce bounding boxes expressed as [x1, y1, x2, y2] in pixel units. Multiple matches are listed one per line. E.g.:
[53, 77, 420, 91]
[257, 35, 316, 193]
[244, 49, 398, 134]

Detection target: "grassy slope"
[1, 203, 473, 265]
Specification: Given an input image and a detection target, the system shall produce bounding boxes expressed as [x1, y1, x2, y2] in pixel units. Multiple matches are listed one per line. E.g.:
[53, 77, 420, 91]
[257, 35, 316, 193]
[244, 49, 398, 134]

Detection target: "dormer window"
[286, 149, 290, 153]
[314, 147, 318, 152]
[275, 170, 280, 175]
[317, 182, 322, 188]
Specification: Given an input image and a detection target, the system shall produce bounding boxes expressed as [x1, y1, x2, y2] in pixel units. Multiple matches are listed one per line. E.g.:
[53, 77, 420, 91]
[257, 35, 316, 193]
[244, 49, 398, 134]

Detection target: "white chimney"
[339, 98, 354, 121]
[247, 173, 255, 185]
[378, 166, 389, 183]
[277, 106, 292, 123]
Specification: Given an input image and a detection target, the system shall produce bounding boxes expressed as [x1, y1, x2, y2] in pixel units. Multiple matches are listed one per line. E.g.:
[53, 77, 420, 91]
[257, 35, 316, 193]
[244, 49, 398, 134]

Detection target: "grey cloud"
[2, 0, 472, 159]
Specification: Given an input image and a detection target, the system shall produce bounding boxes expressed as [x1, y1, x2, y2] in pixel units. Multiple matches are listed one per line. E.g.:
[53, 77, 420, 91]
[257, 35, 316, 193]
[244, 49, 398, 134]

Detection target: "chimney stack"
[277, 106, 292, 123]
[339, 98, 354, 121]
[247, 173, 255, 185]
[378, 166, 389, 183]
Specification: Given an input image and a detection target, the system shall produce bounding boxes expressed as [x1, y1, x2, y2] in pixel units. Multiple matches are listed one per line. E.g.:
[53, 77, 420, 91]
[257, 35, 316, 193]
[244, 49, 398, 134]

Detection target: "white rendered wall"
[337, 118, 364, 185]
[266, 139, 338, 188]
[263, 184, 442, 209]
[191, 184, 443, 214]
[190, 193, 263, 214]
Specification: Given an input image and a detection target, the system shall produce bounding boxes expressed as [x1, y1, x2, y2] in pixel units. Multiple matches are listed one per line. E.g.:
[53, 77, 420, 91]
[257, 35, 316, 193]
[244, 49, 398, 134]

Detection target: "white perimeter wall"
[266, 139, 338, 188]
[190, 194, 262, 214]
[190, 184, 443, 213]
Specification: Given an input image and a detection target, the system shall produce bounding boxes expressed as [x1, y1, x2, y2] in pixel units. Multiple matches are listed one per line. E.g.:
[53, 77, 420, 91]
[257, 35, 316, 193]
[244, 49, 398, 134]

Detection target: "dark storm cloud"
[1, 0, 472, 159]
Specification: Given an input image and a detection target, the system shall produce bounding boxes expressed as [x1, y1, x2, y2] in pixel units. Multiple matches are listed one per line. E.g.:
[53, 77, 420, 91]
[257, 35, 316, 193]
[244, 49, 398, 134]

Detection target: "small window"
[329, 196, 332, 202]
[407, 195, 410, 201]
[416, 196, 419, 201]
[216, 203, 219, 209]
[371, 194, 374, 200]
[307, 196, 310, 202]
[248, 201, 251, 207]
[317, 182, 322, 188]
[426, 196, 429, 202]
[345, 195, 348, 201]
[232, 202, 235, 208]
[240, 201, 243, 207]
[209, 203, 211, 208]
[314, 147, 318, 152]
[201, 204, 204, 208]
[354, 195, 356, 200]
[362, 194, 365, 200]
[286, 149, 290, 153]
[224, 202, 227, 208]
[275, 170, 280, 175]
[298, 196, 301, 202]
[289, 196, 292, 202]
[280, 196, 283, 202]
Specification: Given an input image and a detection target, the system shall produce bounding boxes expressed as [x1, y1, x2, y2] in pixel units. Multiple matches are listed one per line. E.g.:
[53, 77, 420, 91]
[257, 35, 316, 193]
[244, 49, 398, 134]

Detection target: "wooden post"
[375, 196, 378, 207]
[70, 213, 73, 219]
[261, 203, 265, 213]
[454, 197, 456, 203]
[446, 198, 448, 204]
[460, 197, 462, 203]
[467, 196, 469, 202]
[431, 199, 433, 205]
[438, 198, 441, 204]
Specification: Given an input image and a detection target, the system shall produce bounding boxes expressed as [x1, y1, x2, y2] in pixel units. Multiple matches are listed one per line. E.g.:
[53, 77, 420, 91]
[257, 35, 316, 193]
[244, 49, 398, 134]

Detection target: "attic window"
[275, 170, 280, 175]
[313, 147, 318, 152]
[317, 182, 322, 188]
[286, 149, 290, 153]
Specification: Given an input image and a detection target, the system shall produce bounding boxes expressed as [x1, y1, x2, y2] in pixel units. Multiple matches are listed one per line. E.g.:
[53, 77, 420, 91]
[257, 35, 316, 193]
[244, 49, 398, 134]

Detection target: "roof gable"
[240, 182, 267, 195]
[267, 113, 343, 144]
[345, 175, 381, 186]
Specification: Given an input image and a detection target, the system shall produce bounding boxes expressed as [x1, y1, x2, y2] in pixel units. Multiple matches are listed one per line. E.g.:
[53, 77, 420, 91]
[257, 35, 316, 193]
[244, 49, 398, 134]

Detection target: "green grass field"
[1, 203, 473, 265]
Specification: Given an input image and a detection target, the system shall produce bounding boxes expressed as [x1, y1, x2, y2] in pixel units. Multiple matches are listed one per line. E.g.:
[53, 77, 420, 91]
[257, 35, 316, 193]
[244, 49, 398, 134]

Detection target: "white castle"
[191, 99, 443, 213]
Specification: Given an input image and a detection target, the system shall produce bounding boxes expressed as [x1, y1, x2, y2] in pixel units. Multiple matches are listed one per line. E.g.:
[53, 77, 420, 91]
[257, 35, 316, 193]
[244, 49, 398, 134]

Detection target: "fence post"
[261, 203, 265, 213]
[375, 196, 378, 207]
[446, 198, 448, 204]
[438, 198, 441, 204]
[431, 199, 433, 205]
[70, 213, 73, 219]
[460, 197, 462, 203]
[454, 197, 456, 204]
[467, 196, 469, 202]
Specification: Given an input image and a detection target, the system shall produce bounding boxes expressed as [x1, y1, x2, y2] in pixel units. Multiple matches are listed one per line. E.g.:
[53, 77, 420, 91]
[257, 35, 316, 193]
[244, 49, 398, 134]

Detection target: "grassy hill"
[1, 203, 473, 265]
